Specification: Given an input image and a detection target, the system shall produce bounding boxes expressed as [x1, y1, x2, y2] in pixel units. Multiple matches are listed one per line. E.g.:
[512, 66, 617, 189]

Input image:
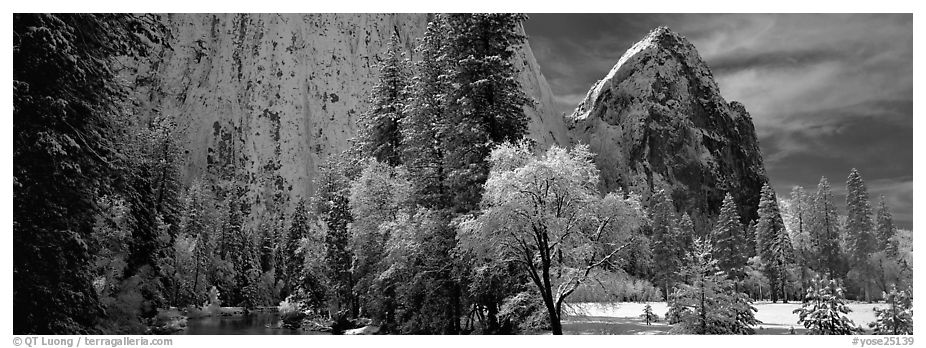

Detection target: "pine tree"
[357, 32, 411, 166]
[668, 238, 759, 335]
[675, 213, 695, 256]
[222, 186, 251, 306]
[846, 169, 876, 258]
[641, 303, 659, 325]
[283, 199, 310, 299]
[755, 183, 793, 303]
[440, 13, 532, 214]
[712, 193, 747, 282]
[397, 14, 533, 334]
[875, 195, 898, 255]
[793, 277, 862, 335]
[402, 17, 451, 209]
[650, 189, 680, 299]
[178, 179, 218, 306]
[315, 158, 356, 318]
[785, 186, 814, 293]
[808, 177, 844, 280]
[868, 285, 913, 335]
[14, 14, 164, 333]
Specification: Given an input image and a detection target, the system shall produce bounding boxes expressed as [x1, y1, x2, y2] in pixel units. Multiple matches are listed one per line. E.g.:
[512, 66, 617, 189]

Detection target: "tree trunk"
[546, 301, 563, 335]
[536, 278, 563, 335]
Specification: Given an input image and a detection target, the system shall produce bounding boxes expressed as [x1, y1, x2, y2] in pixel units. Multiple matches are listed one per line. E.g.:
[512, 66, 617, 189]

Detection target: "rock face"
[566, 27, 768, 228]
[125, 14, 567, 218]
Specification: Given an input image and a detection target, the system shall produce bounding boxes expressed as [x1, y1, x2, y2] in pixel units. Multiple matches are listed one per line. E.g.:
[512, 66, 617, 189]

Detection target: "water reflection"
[181, 313, 329, 335]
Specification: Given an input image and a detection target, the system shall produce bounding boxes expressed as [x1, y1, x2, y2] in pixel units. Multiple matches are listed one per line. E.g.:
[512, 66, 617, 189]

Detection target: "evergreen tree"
[675, 213, 695, 256]
[845, 168, 876, 263]
[650, 189, 681, 299]
[755, 183, 793, 303]
[283, 199, 310, 299]
[868, 285, 913, 335]
[711, 193, 747, 283]
[875, 195, 898, 255]
[14, 13, 164, 334]
[315, 158, 356, 318]
[395, 14, 533, 334]
[808, 177, 844, 280]
[668, 238, 759, 335]
[177, 179, 219, 306]
[784, 186, 814, 293]
[793, 277, 862, 335]
[402, 17, 451, 209]
[439, 13, 532, 214]
[641, 303, 659, 325]
[221, 186, 251, 306]
[357, 32, 411, 166]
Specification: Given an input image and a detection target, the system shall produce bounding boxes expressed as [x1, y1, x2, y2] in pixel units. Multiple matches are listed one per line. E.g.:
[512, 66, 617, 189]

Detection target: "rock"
[120, 14, 567, 224]
[566, 26, 768, 230]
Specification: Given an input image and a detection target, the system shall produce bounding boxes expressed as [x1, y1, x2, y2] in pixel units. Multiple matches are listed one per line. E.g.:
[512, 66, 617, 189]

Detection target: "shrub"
[498, 290, 550, 333]
[793, 277, 862, 335]
[869, 285, 913, 335]
[278, 296, 307, 329]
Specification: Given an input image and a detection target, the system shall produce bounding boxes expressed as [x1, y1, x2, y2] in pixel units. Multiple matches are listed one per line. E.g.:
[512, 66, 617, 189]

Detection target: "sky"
[524, 14, 913, 228]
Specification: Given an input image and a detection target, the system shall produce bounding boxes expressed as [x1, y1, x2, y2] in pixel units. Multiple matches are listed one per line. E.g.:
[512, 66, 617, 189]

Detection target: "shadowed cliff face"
[567, 27, 768, 229]
[122, 13, 568, 219]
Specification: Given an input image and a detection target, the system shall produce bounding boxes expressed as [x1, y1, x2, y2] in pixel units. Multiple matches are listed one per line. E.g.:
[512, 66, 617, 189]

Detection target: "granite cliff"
[122, 14, 568, 219]
[566, 27, 768, 228]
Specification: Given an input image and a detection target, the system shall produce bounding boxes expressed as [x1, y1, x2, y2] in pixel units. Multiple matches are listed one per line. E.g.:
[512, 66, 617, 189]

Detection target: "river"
[180, 313, 330, 335]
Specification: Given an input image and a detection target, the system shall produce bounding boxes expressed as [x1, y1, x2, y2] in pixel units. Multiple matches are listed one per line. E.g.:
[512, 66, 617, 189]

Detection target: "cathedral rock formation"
[566, 27, 769, 229]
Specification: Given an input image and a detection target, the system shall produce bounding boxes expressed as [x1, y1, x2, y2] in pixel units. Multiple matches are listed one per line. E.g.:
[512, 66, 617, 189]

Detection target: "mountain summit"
[567, 26, 768, 229]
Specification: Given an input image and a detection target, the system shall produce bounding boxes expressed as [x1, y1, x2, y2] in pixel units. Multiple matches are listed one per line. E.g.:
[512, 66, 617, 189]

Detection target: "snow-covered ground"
[562, 301, 888, 335]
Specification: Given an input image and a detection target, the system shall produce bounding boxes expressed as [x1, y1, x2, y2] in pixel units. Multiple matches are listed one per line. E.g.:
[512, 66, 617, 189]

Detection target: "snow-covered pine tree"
[675, 213, 695, 257]
[650, 189, 680, 300]
[314, 157, 357, 317]
[712, 193, 747, 283]
[755, 183, 793, 303]
[793, 277, 862, 335]
[808, 177, 844, 280]
[357, 32, 411, 166]
[875, 195, 898, 256]
[282, 198, 310, 299]
[668, 238, 759, 334]
[401, 16, 451, 209]
[785, 186, 814, 293]
[846, 169, 876, 261]
[869, 285, 913, 335]
[440, 13, 532, 214]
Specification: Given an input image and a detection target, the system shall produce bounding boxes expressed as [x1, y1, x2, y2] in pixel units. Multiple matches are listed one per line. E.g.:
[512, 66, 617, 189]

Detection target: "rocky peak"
[567, 26, 768, 231]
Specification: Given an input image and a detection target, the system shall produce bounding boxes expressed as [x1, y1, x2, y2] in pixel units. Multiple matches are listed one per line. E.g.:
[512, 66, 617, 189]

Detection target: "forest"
[13, 13, 912, 335]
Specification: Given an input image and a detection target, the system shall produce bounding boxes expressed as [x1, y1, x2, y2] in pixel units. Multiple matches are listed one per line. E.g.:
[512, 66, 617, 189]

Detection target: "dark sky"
[524, 14, 913, 228]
